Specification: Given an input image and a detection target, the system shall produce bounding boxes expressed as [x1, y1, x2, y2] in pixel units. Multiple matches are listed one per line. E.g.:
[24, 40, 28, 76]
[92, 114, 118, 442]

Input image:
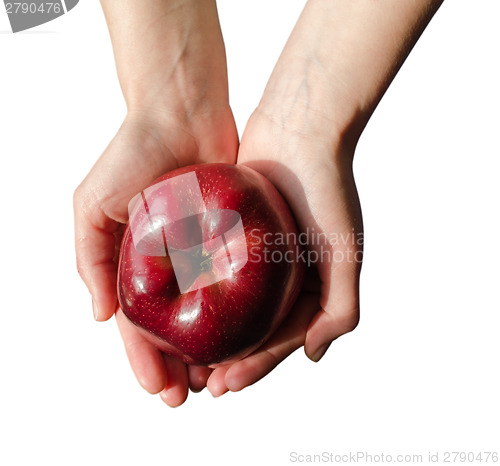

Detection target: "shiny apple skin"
[117, 163, 304, 366]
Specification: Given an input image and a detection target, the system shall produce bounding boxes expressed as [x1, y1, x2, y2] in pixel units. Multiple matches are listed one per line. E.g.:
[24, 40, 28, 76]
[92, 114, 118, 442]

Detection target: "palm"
[206, 110, 363, 395]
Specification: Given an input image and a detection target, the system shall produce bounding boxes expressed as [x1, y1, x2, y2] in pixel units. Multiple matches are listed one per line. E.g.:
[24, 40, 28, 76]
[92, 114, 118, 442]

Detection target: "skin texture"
[74, 0, 444, 406]
[118, 164, 304, 366]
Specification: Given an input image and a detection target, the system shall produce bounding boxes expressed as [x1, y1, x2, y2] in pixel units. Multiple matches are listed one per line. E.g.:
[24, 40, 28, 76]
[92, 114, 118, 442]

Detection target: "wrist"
[124, 104, 238, 165]
[257, 0, 443, 159]
[102, 0, 229, 115]
[256, 67, 361, 163]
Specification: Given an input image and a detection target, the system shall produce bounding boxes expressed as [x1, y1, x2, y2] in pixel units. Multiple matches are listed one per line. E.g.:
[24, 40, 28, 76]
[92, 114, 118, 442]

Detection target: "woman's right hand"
[74, 0, 238, 407]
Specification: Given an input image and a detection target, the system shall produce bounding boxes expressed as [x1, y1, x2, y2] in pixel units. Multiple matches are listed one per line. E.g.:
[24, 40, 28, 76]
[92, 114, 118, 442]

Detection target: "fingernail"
[309, 343, 330, 363]
[92, 298, 100, 321]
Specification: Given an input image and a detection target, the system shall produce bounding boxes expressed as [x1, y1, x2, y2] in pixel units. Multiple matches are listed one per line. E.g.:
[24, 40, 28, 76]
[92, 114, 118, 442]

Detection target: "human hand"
[205, 0, 443, 396]
[205, 106, 363, 396]
[74, 0, 238, 406]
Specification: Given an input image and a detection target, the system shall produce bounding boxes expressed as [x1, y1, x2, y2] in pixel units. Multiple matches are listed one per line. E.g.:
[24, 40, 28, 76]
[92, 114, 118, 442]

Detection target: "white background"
[1, 1, 499, 465]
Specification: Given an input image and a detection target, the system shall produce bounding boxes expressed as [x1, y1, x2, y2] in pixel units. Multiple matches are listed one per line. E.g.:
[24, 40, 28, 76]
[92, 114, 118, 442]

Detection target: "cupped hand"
[206, 106, 363, 396]
[74, 108, 238, 406]
[202, 0, 441, 399]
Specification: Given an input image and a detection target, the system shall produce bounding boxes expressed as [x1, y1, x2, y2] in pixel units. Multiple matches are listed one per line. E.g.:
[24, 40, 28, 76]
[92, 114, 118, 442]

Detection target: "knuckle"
[75, 256, 84, 278]
[73, 183, 83, 208]
[73, 180, 93, 212]
[74, 248, 88, 281]
[337, 309, 360, 334]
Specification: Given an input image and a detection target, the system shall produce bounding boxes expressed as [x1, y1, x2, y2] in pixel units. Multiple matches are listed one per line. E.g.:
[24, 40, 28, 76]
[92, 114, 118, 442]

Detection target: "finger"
[206, 365, 230, 398]
[116, 309, 167, 394]
[188, 365, 212, 393]
[224, 293, 319, 392]
[74, 187, 120, 321]
[159, 356, 189, 407]
[304, 230, 362, 362]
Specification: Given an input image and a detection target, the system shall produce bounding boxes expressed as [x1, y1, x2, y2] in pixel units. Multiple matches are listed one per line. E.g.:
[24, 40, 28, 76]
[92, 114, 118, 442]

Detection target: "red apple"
[117, 163, 304, 366]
